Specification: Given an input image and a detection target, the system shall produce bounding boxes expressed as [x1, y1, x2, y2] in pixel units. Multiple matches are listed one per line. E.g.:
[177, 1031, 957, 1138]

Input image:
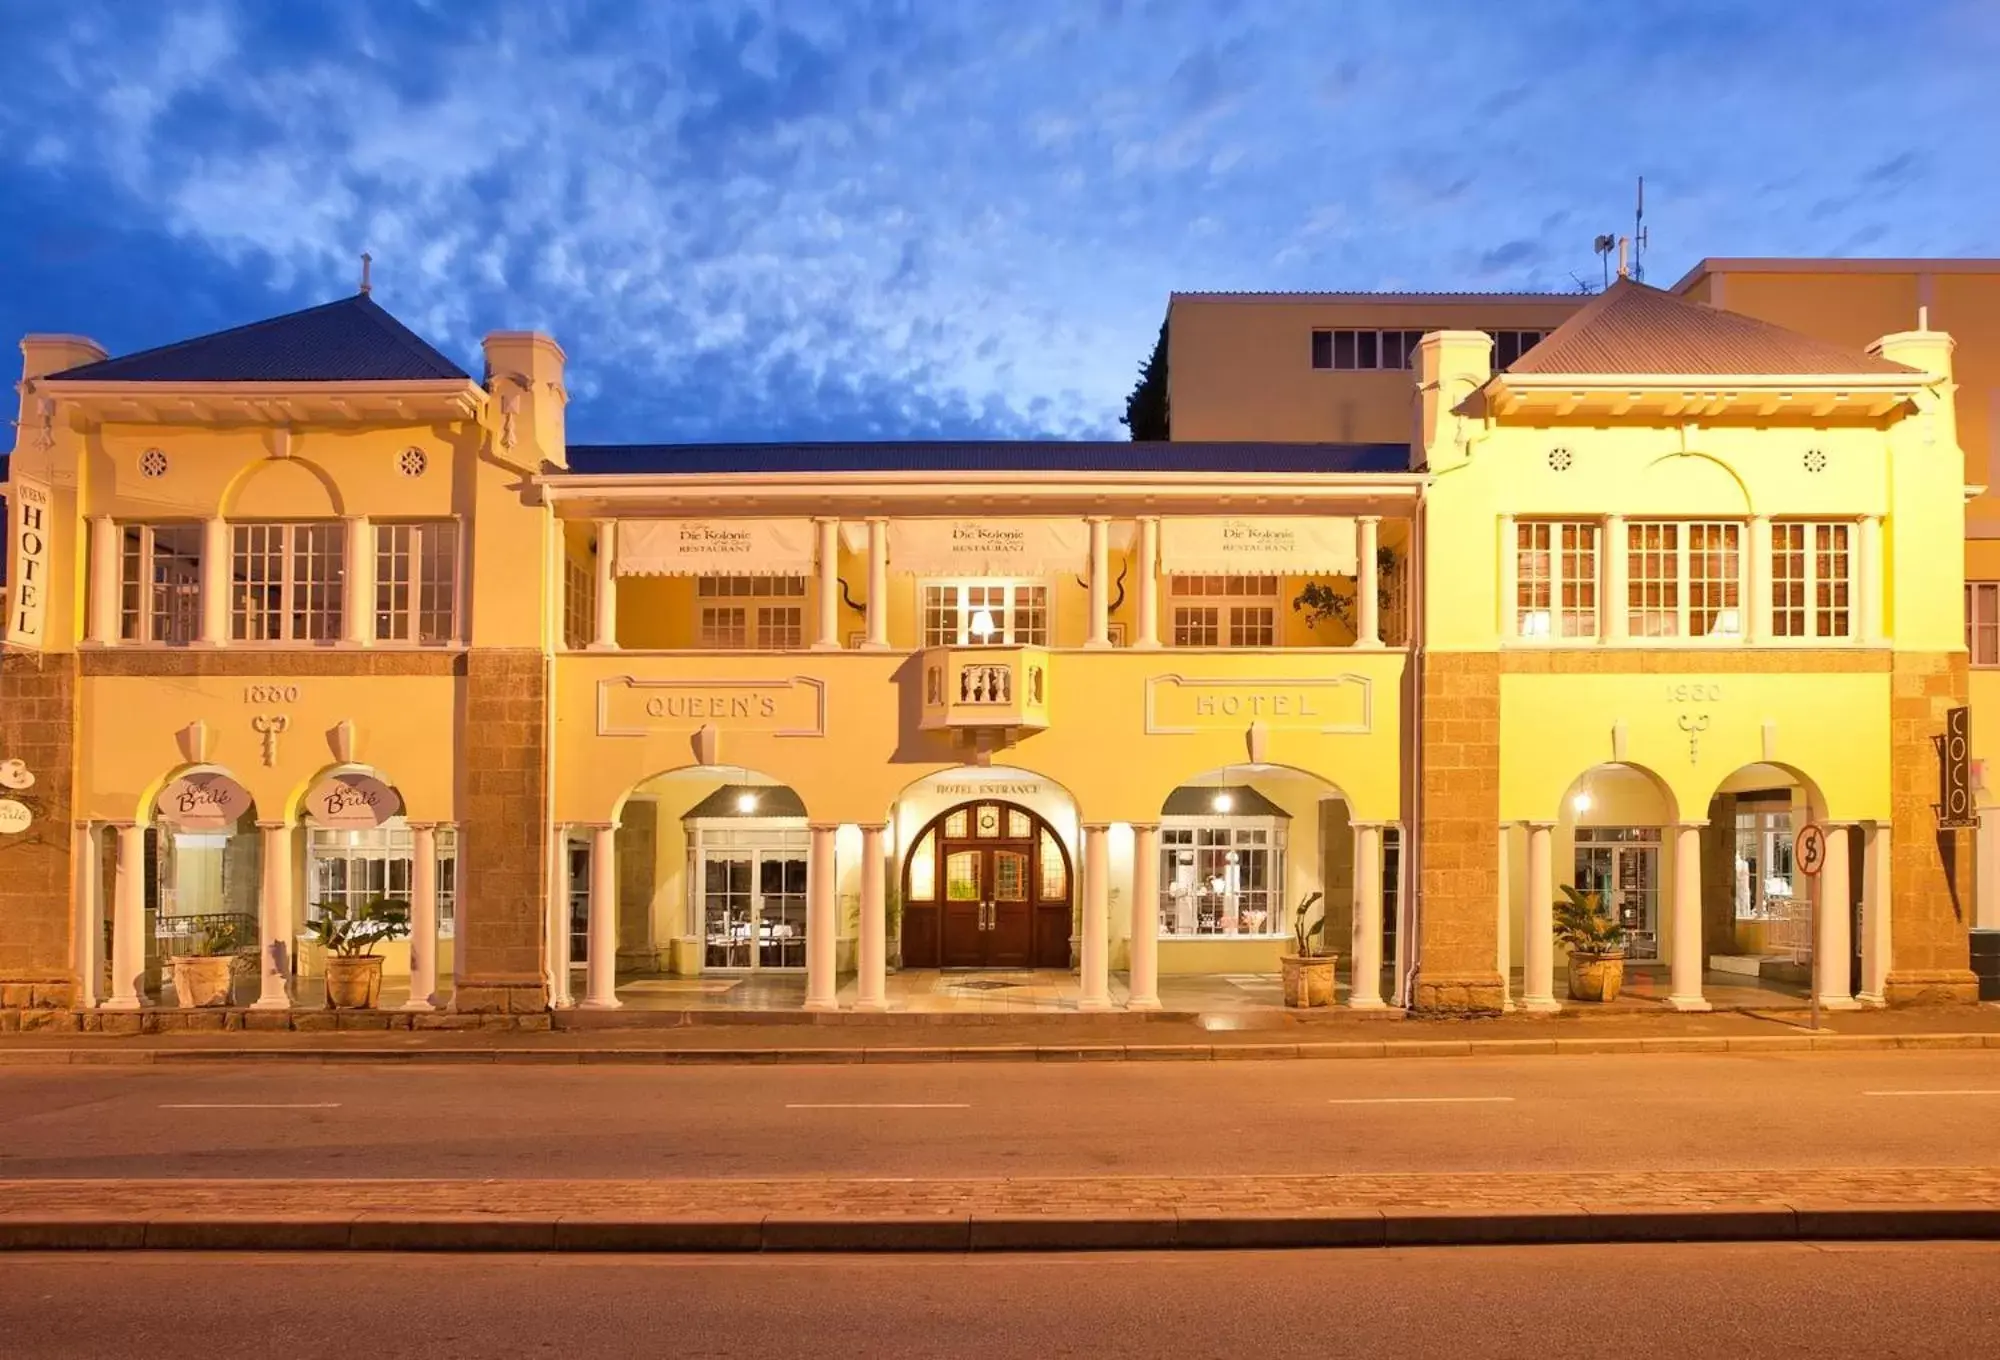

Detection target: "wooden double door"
[903, 800, 1072, 969]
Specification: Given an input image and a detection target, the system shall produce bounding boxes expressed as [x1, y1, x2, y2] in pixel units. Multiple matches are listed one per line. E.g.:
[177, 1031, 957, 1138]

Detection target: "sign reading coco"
[598, 676, 827, 737]
[1145, 675, 1372, 734]
[305, 772, 401, 828]
[155, 772, 254, 832]
[6, 475, 52, 649]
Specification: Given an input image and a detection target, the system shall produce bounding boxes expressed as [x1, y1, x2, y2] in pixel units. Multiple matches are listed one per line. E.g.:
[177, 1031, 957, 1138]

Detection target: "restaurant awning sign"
[1159, 517, 1357, 576]
[884, 519, 1090, 576]
[617, 520, 816, 576]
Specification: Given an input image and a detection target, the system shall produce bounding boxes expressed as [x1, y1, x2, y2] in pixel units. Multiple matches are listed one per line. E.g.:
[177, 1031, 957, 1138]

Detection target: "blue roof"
[45, 294, 469, 383]
[563, 441, 1413, 476]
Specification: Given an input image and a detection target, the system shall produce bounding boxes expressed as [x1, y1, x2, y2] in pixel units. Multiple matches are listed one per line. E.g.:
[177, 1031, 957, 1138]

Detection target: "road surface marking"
[1327, 1096, 1515, 1105]
[158, 1103, 342, 1110]
[784, 1102, 971, 1110]
[1864, 1089, 2000, 1098]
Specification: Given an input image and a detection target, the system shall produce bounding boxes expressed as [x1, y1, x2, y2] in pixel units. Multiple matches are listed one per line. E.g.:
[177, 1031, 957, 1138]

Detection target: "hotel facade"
[0, 264, 1988, 1024]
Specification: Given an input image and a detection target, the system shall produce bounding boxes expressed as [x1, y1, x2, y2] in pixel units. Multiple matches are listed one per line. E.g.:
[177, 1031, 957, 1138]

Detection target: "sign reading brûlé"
[1144, 674, 1372, 735]
[304, 772, 402, 828]
[598, 676, 827, 737]
[155, 772, 254, 832]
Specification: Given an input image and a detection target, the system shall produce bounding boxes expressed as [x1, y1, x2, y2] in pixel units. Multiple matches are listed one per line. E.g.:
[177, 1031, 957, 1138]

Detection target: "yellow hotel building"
[0, 263, 1987, 1025]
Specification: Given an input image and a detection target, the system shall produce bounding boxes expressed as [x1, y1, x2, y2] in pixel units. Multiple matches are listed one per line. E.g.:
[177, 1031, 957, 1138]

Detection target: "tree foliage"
[1120, 318, 1169, 441]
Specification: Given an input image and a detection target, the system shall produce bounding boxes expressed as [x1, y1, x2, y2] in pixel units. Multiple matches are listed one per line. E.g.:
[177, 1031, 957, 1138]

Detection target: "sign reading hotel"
[616, 519, 815, 576]
[1159, 516, 1357, 576]
[6, 475, 52, 649]
[1145, 674, 1372, 735]
[598, 676, 827, 737]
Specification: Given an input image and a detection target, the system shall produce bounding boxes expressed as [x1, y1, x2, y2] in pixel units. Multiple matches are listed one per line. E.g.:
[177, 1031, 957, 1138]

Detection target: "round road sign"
[1794, 822, 1828, 878]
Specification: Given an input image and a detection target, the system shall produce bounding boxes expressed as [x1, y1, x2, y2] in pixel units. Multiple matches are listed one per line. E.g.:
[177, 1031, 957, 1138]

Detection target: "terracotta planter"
[325, 955, 385, 1010]
[170, 955, 236, 1009]
[1280, 953, 1338, 1008]
[1566, 950, 1626, 1002]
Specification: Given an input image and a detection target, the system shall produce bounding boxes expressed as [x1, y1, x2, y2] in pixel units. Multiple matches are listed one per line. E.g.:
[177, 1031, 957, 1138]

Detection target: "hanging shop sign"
[1939, 705, 1976, 830]
[5, 474, 52, 650]
[304, 772, 402, 828]
[155, 772, 254, 832]
[1159, 516, 1357, 577]
[616, 519, 816, 576]
[0, 798, 31, 834]
[885, 519, 1090, 577]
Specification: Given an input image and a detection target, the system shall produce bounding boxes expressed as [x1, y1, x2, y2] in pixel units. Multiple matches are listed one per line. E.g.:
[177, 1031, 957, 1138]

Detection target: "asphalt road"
[5, 1244, 1999, 1359]
[4, 1051, 2000, 1179]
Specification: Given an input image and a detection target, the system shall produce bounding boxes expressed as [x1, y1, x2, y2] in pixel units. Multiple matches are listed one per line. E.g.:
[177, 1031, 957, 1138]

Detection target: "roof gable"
[46, 294, 470, 384]
[1505, 279, 1915, 379]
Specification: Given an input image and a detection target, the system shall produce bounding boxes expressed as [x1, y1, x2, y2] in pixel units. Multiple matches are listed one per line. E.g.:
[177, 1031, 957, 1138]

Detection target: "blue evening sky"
[2, 1, 1995, 443]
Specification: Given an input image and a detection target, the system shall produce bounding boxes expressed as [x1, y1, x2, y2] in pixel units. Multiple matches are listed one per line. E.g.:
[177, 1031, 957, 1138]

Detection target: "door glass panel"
[945, 851, 982, 901]
[568, 845, 591, 966]
[1039, 830, 1066, 899]
[907, 830, 936, 900]
[944, 810, 968, 839]
[993, 850, 1027, 901]
[1007, 809, 1031, 838]
[758, 856, 808, 969]
[704, 856, 753, 968]
[975, 804, 1002, 838]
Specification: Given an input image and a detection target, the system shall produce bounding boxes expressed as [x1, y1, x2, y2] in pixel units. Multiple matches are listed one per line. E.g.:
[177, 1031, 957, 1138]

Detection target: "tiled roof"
[563, 441, 1414, 476]
[1504, 279, 1915, 378]
[45, 294, 469, 383]
[1172, 290, 1580, 303]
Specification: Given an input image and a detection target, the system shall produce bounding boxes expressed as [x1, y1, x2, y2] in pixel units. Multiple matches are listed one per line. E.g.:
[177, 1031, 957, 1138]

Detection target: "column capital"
[1128, 820, 1161, 834]
[405, 820, 439, 833]
[1084, 514, 1112, 525]
[1349, 820, 1392, 832]
[865, 515, 889, 527]
[807, 820, 843, 833]
[578, 819, 617, 833]
[858, 821, 889, 836]
[1355, 513, 1382, 526]
[255, 818, 291, 831]
[105, 818, 138, 832]
[1524, 820, 1557, 831]
[1673, 819, 1710, 831]
[1081, 821, 1114, 834]
[812, 514, 840, 525]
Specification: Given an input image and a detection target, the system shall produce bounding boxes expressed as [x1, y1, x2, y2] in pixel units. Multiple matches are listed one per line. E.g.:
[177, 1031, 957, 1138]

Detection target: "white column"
[1667, 821, 1710, 1011]
[1979, 813, 2000, 932]
[550, 827, 575, 1008]
[1128, 823, 1161, 1010]
[1349, 822, 1386, 1008]
[1498, 513, 1517, 640]
[805, 823, 839, 1009]
[201, 516, 230, 645]
[1859, 821, 1892, 1007]
[1815, 822, 1859, 1009]
[863, 519, 889, 650]
[1857, 514, 1885, 645]
[856, 823, 888, 1012]
[343, 514, 373, 645]
[812, 517, 841, 649]
[1354, 515, 1382, 648]
[1135, 517, 1161, 649]
[1745, 515, 1770, 645]
[1603, 514, 1628, 642]
[1522, 822, 1559, 1011]
[1086, 517, 1111, 648]
[71, 822, 103, 1009]
[1079, 824, 1112, 1010]
[581, 823, 621, 1008]
[86, 516, 119, 644]
[252, 820, 294, 1009]
[590, 519, 618, 649]
[403, 822, 439, 1011]
[104, 823, 144, 1010]
[1497, 825, 1513, 1011]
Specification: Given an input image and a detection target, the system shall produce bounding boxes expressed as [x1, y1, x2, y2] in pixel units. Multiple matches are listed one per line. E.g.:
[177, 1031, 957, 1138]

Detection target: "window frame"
[1968, 582, 2000, 667]
[1513, 519, 1598, 641]
[563, 553, 595, 651]
[919, 578, 1050, 647]
[117, 521, 204, 645]
[1769, 520, 1853, 642]
[373, 519, 460, 646]
[696, 575, 806, 651]
[230, 521, 346, 644]
[306, 823, 458, 938]
[1624, 519, 1743, 642]
[1157, 814, 1288, 939]
[1168, 574, 1279, 648]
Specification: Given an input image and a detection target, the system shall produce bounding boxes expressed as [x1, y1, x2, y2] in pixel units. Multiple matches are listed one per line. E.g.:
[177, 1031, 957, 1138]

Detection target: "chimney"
[1616, 237, 1631, 280]
[481, 331, 568, 466]
[1413, 331, 1495, 473]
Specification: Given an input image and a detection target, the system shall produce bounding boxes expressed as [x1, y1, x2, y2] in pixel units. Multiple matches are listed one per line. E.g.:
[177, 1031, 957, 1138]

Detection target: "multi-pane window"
[1169, 575, 1279, 647]
[118, 523, 202, 644]
[921, 581, 1048, 646]
[1626, 521, 1741, 639]
[307, 824, 458, 937]
[697, 575, 806, 650]
[231, 523, 344, 642]
[563, 554, 595, 650]
[1968, 582, 2000, 666]
[374, 521, 458, 645]
[1311, 329, 1429, 371]
[1770, 522, 1851, 639]
[1515, 521, 1597, 638]
[1158, 819, 1287, 938]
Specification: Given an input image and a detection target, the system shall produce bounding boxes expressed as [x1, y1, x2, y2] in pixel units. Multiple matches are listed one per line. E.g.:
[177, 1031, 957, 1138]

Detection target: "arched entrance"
[901, 799, 1072, 969]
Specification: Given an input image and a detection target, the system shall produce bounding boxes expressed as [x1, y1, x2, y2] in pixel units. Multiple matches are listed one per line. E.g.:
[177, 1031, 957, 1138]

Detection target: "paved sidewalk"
[5, 1169, 2000, 1251]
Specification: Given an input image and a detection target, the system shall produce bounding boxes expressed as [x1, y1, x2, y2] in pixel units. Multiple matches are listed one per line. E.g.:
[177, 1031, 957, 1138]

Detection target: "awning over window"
[878, 518, 1092, 577]
[1159, 517, 1357, 577]
[617, 519, 815, 576]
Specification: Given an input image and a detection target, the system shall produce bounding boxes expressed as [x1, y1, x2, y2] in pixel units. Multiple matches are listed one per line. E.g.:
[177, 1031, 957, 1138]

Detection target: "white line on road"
[1864, 1090, 2000, 1098]
[784, 1103, 972, 1110]
[1327, 1096, 1516, 1105]
[157, 1103, 342, 1110]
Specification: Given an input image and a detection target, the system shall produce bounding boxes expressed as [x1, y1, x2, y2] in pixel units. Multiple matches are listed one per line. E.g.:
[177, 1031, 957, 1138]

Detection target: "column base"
[1346, 998, 1390, 1012]
[1126, 996, 1162, 1012]
[578, 997, 624, 1011]
[100, 997, 143, 1012]
[399, 999, 437, 1013]
[853, 998, 889, 1013]
[1883, 969, 1982, 1005]
[1352, 638, 1385, 650]
[1813, 996, 1862, 1011]
[585, 641, 619, 651]
[1519, 996, 1562, 1013]
[859, 640, 891, 653]
[1077, 997, 1112, 1012]
[803, 998, 840, 1012]
[1082, 639, 1112, 651]
[809, 640, 843, 652]
[1665, 996, 1712, 1012]
[1855, 992, 1888, 1009]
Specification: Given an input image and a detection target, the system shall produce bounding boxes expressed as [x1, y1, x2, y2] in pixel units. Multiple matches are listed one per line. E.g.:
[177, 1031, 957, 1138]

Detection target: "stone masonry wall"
[454, 649, 550, 1013]
[1412, 651, 1504, 1012]
[1887, 651, 1978, 1003]
[0, 649, 78, 1025]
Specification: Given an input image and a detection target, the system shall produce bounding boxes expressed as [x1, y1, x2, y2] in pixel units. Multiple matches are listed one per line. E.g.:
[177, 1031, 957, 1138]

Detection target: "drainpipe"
[1400, 495, 1428, 1009]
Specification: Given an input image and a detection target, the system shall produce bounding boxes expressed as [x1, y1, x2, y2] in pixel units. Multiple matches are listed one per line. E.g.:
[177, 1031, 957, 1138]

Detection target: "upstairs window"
[1515, 521, 1598, 639]
[563, 554, 595, 650]
[1170, 574, 1279, 647]
[698, 575, 806, 649]
[921, 581, 1048, 647]
[119, 523, 202, 644]
[374, 521, 459, 645]
[1770, 522, 1851, 640]
[1626, 521, 1741, 639]
[1968, 583, 2000, 666]
[231, 523, 343, 642]
[1311, 329, 1428, 371]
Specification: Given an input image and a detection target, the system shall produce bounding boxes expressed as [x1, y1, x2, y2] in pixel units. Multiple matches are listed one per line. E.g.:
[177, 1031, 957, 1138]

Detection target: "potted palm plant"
[307, 897, 411, 1009]
[1555, 884, 1627, 1002]
[169, 919, 245, 1009]
[1279, 891, 1335, 1008]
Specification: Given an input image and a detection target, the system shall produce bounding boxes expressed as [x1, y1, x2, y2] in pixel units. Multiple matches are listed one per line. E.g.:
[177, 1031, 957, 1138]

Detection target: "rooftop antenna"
[1593, 234, 1616, 289]
[1632, 176, 1648, 282]
[359, 252, 373, 296]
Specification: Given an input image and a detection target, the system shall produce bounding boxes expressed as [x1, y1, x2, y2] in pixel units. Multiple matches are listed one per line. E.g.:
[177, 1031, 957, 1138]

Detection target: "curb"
[4, 1032, 2000, 1065]
[4, 1205, 1999, 1252]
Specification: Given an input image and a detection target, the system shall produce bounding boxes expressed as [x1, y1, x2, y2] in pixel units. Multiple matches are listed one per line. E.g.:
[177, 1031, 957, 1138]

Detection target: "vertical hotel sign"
[1939, 705, 1976, 829]
[5, 475, 51, 650]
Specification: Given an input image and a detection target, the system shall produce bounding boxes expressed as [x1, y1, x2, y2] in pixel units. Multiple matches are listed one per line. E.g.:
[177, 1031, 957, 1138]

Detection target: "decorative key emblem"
[251, 714, 290, 767]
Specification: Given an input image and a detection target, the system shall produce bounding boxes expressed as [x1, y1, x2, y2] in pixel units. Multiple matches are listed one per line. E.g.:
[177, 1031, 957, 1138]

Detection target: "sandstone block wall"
[0, 650, 78, 1014]
[1412, 651, 1504, 1012]
[1886, 651, 1978, 1003]
[454, 649, 550, 1013]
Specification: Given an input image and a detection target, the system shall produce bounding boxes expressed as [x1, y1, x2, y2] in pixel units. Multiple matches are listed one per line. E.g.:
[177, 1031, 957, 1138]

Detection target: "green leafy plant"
[1290, 891, 1328, 958]
[1292, 550, 1401, 638]
[306, 897, 411, 958]
[191, 919, 245, 958]
[1553, 884, 1626, 955]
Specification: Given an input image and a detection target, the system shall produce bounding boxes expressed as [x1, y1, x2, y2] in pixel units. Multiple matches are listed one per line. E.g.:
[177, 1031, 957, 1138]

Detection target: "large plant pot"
[1280, 954, 1338, 1008]
[324, 955, 385, 1010]
[1566, 951, 1626, 1002]
[170, 955, 236, 1009]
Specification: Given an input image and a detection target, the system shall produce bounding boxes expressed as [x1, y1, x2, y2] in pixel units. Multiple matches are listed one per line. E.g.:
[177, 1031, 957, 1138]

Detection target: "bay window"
[922, 580, 1048, 646]
[308, 824, 457, 937]
[1770, 522, 1851, 639]
[374, 521, 459, 644]
[1515, 520, 1598, 639]
[1169, 574, 1278, 647]
[232, 522, 344, 642]
[119, 523, 203, 644]
[1158, 816, 1287, 938]
[698, 574, 806, 649]
[1626, 521, 1741, 639]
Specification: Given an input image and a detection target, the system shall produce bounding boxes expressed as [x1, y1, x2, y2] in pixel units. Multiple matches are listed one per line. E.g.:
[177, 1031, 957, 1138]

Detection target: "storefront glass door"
[693, 827, 810, 972]
[1574, 828, 1662, 962]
